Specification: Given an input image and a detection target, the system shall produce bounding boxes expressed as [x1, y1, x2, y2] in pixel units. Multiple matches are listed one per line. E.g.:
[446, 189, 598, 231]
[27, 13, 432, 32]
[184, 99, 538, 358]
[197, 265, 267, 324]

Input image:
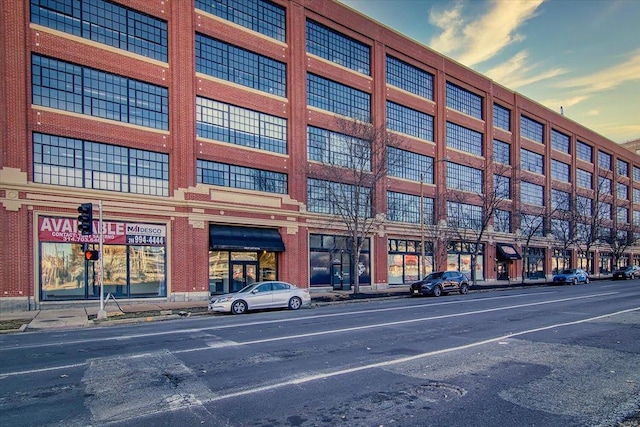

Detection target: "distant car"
[410, 271, 469, 297]
[552, 268, 589, 285]
[612, 265, 640, 280]
[209, 281, 310, 314]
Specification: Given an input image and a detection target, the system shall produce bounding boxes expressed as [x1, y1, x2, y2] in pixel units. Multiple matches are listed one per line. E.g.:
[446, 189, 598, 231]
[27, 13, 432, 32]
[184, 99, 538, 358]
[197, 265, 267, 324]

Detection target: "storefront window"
[388, 239, 432, 284]
[309, 234, 370, 287]
[599, 252, 613, 274]
[41, 243, 86, 300]
[447, 243, 484, 280]
[209, 251, 230, 294]
[525, 247, 545, 279]
[38, 216, 167, 301]
[577, 251, 594, 274]
[551, 249, 571, 274]
[259, 251, 277, 281]
[129, 246, 166, 296]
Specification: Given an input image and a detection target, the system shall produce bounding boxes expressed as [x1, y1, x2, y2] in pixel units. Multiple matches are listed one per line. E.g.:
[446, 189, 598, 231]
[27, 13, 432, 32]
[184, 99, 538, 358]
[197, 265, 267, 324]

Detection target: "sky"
[338, 0, 640, 144]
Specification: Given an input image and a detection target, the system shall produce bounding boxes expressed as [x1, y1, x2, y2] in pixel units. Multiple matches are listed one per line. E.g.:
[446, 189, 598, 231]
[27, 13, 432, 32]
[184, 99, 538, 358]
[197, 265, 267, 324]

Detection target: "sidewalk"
[0, 286, 410, 333]
[0, 282, 543, 333]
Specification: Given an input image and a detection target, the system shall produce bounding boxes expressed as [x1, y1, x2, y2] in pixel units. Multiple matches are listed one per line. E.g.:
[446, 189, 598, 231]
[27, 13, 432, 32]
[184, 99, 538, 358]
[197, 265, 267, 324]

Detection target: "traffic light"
[77, 203, 93, 235]
[84, 250, 100, 261]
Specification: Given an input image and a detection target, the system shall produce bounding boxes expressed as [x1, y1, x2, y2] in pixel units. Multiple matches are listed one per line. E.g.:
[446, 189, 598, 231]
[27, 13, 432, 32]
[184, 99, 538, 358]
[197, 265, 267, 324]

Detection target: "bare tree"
[572, 169, 615, 274]
[548, 189, 576, 273]
[518, 208, 546, 283]
[307, 117, 405, 294]
[446, 162, 512, 286]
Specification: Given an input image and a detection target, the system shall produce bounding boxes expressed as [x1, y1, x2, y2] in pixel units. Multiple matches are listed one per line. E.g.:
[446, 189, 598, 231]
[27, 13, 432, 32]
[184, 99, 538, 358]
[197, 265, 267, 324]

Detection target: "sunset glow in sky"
[339, 0, 640, 144]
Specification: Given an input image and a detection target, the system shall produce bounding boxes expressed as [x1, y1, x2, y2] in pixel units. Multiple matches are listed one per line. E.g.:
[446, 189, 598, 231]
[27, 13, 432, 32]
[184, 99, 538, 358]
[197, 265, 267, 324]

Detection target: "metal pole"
[97, 200, 107, 319]
[420, 173, 425, 278]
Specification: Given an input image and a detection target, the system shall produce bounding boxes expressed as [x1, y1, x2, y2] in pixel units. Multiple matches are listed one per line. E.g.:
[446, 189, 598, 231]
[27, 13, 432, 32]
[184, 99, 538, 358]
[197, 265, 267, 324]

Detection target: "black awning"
[209, 225, 285, 251]
[497, 243, 521, 261]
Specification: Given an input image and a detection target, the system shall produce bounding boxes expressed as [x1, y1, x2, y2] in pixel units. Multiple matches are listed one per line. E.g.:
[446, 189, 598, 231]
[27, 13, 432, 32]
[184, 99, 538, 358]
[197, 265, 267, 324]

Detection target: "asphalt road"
[1, 281, 639, 426]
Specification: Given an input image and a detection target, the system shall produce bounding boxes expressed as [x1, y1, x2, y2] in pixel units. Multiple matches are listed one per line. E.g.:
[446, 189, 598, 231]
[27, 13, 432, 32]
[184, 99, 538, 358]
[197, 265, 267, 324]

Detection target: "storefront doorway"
[231, 261, 258, 292]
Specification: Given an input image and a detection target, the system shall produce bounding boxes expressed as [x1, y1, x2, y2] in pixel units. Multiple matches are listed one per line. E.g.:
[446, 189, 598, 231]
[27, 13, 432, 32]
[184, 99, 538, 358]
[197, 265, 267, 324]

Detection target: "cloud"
[559, 49, 640, 93]
[485, 50, 567, 89]
[429, 0, 545, 67]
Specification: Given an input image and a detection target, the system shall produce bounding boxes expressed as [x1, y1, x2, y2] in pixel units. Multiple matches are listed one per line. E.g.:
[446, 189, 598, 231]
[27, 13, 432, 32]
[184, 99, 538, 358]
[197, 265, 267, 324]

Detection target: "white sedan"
[209, 281, 311, 314]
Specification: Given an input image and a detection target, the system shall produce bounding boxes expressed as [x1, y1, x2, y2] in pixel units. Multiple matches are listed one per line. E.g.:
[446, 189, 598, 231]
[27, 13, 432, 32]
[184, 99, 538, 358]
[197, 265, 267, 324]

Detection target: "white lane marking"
[175, 292, 618, 352]
[0, 292, 553, 352]
[0, 362, 87, 378]
[0, 294, 628, 379]
[204, 306, 640, 402]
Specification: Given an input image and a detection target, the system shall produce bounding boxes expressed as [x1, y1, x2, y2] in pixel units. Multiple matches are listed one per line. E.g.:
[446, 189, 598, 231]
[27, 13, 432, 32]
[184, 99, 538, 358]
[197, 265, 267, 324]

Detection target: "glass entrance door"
[231, 262, 258, 292]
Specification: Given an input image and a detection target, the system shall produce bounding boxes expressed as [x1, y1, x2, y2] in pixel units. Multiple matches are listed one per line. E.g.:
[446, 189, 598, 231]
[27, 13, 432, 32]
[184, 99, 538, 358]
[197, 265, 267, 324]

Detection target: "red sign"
[38, 216, 166, 245]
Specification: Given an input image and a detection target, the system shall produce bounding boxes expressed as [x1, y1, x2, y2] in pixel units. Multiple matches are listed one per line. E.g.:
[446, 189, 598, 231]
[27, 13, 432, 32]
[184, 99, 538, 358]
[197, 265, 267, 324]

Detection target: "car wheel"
[432, 285, 442, 297]
[288, 296, 302, 310]
[585, 277, 589, 284]
[459, 283, 469, 295]
[231, 300, 248, 315]
[572, 278, 578, 285]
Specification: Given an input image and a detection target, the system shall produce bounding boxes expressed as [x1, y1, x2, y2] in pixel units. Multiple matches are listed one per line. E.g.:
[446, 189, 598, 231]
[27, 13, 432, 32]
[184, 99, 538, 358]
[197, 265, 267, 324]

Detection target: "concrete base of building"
[0, 297, 36, 313]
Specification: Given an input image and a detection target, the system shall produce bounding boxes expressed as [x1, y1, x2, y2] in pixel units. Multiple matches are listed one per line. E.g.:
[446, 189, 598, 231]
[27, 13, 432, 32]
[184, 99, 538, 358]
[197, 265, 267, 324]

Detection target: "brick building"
[2, 0, 639, 311]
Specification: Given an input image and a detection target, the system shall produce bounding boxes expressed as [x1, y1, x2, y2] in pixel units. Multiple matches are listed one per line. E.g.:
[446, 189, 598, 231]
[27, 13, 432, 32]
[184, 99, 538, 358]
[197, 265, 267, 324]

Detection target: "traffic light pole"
[96, 200, 107, 320]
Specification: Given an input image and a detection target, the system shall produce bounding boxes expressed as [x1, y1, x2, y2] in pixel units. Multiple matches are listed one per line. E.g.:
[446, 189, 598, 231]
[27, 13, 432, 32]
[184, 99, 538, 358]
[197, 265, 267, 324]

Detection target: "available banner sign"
[38, 216, 166, 246]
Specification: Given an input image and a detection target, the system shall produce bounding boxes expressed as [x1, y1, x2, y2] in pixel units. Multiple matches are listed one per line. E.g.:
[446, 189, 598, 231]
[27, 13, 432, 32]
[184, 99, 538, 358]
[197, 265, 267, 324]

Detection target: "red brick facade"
[1, 0, 639, 311]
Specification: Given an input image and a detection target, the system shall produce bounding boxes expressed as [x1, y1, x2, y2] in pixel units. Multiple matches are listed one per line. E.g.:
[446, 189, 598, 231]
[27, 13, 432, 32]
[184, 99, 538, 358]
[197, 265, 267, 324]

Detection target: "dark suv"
[613, 265, 640, 280]
[410, 271, 470, 297]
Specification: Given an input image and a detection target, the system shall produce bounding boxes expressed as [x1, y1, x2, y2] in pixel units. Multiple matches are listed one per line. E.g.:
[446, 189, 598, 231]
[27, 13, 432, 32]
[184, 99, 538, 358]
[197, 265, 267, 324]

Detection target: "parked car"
[410, 271, 469, 297]
[552, 268, 589, 285]
[209, 281, 310, 314]
[612, 265, 640, 280]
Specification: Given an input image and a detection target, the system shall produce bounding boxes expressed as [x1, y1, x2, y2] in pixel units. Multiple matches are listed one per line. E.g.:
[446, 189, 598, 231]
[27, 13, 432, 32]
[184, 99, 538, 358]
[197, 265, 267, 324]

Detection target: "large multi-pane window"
[447, 202, 482, 230]
[617, 159, 629, 177]
[493, 140, 511, 165]
[195, 34, 286, 97]
[551, 159, 570, 183]
[30, 0, 168, 62]
[521, 214, 544, 237]
[447, 163, 483, 194]
[618, 183, 629, 200]
[577, 141, 593, 163]
[551, 189, 571, 211]
[307, 74, 370, 121]
[307, 126, 370, 170]
[195, 0, 285, 42]
[521, 181, 544, 206]
[576, 169, 593, 189]
[577, 195, 593, 216]
[33, 133, 168, 196]
[386, 55, 433, 100]
[493, 104, 511, 131]
[521, 149, 544, 174]
[387, 191, 434, 224]
[197, 160, 287, 194]
[32, 55, 168, 130]
[494, 209, 511, 233]
[307, 179, 370, 216]
[551, 219, 571, 242]
[551, 129, 570, 154]
[446, 82, 483, 119]
[494, 175, 511, 199]
[520, 115, 544, 143]
[196, 97, 287, 154]
[446, 122, 483, 156]
[386, 101, 434, 141]
[634, 166, 640, 182]
[598, 176, 612, 195]
[598, 151, 612, 170]
[598, 202, 612, 220]
[617, 207, 629, 224]
[387, 148, 433, 183]
[634, 188, 640, 203]
[306, 20, 370, 75]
